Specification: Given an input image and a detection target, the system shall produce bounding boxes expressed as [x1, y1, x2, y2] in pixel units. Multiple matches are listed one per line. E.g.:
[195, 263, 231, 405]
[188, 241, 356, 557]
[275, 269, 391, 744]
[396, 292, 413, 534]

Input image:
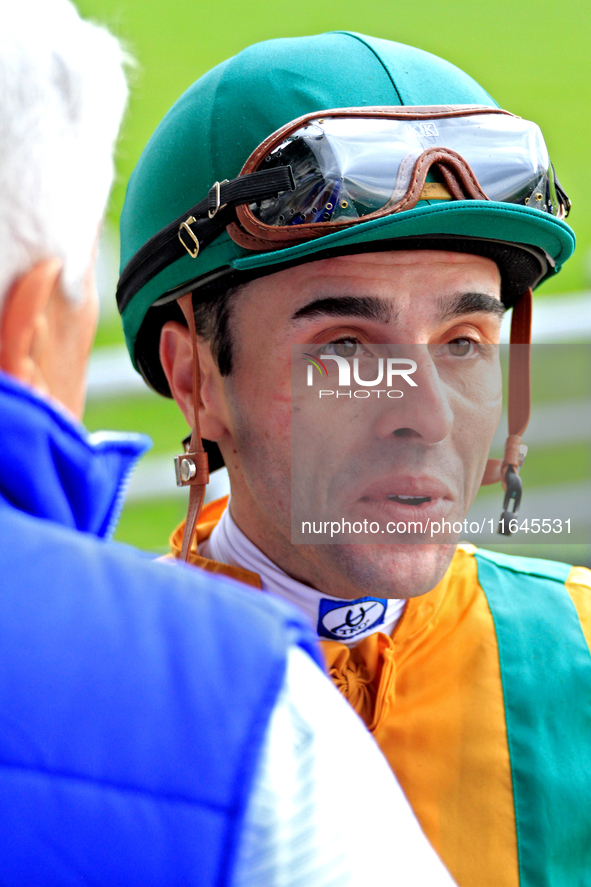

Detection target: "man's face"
[197, 250, 503, 599]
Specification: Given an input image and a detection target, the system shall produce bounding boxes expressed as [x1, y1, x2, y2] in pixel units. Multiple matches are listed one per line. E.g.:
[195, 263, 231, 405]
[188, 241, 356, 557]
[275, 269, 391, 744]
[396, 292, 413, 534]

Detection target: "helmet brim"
[231, 200, 575, 282]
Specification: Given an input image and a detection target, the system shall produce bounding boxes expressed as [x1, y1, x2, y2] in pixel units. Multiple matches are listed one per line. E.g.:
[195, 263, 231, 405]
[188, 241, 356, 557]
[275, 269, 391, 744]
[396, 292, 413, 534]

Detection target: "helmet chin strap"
[481, 287, 532, 534]
[172, 287, 533, 556]
[174, 293, 210, 562]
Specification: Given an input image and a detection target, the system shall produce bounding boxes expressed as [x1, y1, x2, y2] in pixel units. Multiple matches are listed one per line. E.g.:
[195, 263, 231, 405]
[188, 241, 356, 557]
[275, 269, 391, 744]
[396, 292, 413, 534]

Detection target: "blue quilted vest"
[0, 371, 321, 886]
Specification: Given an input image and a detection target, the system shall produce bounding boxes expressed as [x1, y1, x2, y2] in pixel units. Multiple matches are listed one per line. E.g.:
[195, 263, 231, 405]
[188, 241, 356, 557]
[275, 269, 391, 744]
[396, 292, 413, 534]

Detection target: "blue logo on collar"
[317, 597, 387, 641]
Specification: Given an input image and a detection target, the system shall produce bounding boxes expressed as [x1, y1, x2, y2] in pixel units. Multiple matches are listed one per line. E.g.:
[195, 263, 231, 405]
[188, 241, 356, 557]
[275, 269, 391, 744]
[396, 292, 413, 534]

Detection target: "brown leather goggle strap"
[230, 146, 488, 250]
[396, 147, 488, 210]
[481, 287, 532, 487]
[176, 292, 209, 562]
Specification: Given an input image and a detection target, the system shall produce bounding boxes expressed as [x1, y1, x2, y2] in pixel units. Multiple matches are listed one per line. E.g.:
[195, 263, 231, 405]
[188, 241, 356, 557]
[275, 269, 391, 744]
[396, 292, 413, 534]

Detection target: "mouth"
[358, 476, 454, 504]
[386, 494, 432, 507]
[350, 476, 456, 528]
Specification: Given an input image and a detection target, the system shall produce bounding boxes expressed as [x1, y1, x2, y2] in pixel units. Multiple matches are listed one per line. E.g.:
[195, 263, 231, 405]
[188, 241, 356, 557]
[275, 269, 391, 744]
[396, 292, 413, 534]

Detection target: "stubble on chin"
[300, 541, 458, 600]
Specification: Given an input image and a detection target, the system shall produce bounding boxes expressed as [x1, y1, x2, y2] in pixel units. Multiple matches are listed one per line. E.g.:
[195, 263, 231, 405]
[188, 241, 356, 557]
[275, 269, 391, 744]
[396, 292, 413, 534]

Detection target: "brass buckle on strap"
[178, 217, 200, 258]
[208, 180, 229, 219]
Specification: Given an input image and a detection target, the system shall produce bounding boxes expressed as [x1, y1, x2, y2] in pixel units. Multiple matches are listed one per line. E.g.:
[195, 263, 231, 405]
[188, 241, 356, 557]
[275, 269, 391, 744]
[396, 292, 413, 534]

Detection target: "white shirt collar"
[201, 504, 406, 647]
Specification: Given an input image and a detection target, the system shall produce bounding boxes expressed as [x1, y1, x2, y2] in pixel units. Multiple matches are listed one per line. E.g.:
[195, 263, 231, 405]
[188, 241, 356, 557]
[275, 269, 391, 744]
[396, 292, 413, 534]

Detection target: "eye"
[435, 337, 482, 359]
[321, 339, 368, 358]
[448, 338, 473, 357]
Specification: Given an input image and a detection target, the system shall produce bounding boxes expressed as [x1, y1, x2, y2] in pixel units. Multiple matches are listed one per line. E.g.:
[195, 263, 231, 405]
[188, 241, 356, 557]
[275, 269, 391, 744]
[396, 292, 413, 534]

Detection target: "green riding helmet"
[117, 31, 575, 404]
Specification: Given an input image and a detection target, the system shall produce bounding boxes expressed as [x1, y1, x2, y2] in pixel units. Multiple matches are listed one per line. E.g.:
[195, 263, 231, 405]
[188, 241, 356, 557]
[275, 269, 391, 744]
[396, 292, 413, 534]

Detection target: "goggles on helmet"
[116, 104, 570, 314]
[228, 104, 570, 249]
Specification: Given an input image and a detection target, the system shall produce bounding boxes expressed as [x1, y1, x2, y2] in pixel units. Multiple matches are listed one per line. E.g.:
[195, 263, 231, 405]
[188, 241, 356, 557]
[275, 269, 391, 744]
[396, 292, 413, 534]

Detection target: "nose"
[373, 346, 454, 444]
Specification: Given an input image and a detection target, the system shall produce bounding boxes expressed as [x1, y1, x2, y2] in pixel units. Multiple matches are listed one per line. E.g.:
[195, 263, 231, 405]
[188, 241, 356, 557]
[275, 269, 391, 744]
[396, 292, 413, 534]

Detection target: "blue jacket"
[0, 371, 320, 886]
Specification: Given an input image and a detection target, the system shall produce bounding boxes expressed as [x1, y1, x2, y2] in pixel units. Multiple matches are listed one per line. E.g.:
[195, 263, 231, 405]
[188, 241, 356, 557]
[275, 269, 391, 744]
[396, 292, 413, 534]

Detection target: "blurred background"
[75, 0, 591, 562]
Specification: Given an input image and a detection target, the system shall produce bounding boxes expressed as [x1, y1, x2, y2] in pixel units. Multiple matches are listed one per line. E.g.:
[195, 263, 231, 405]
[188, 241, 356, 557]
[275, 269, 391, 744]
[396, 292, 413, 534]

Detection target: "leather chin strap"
[173, 287, 533, 557]
[175, 293, 210, 562]
[481, 287, 532, 533]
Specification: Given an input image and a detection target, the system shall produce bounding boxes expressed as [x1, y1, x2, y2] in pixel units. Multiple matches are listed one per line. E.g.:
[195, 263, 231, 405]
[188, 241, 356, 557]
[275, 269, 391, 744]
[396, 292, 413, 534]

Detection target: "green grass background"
[76, 0, 591, 295]
[76, 0, 591, 558]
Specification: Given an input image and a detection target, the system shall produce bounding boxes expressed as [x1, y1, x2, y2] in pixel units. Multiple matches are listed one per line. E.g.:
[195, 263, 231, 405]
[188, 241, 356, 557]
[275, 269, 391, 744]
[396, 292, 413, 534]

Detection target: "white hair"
[0, 0, 128, 307]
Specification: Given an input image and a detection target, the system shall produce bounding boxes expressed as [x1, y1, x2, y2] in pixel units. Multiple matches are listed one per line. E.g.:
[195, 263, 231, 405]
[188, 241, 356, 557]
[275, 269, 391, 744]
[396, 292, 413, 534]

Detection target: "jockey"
[117, 32, 591, 887]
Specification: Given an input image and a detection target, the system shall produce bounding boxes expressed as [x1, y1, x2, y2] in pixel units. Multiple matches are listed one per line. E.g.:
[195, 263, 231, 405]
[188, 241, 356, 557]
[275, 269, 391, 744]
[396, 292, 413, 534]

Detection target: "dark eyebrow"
[437, 292, 505, 321]
[291, 296, 395, 325]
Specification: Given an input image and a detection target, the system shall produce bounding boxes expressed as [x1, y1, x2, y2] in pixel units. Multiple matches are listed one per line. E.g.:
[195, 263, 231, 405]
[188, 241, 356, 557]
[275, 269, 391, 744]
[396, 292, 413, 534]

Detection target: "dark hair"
[192, 285, 239, 377]
[135, 284, 240, 397]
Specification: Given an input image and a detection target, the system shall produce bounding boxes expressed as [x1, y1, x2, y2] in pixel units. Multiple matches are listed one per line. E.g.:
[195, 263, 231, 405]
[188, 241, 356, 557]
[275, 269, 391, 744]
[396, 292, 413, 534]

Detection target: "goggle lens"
[251, 113, 560, 227]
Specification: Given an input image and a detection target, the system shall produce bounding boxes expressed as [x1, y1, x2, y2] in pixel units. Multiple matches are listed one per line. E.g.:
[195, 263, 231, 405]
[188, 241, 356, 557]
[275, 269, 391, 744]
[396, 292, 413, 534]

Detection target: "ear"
[0, 258, 63, 392]
[159, 320, 230, 441]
